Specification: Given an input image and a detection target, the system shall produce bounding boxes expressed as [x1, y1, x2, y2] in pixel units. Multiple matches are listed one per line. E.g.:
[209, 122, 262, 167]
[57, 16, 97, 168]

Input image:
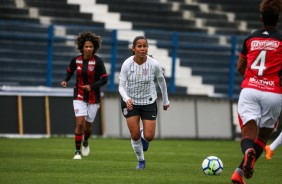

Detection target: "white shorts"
[238, 88, 282, 128]
[73, 100, 100, 123]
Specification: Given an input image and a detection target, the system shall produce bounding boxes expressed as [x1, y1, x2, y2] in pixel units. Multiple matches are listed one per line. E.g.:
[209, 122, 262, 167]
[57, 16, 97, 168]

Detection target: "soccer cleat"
[243, 148, 256, 179]
[136, 160, 146, 170]
[231, 169, 246, 184]
[265, 145, 273, 160]
[73, 151, 82, 160]
[82, 141, 90, 156]
[140, 129, 149, 152]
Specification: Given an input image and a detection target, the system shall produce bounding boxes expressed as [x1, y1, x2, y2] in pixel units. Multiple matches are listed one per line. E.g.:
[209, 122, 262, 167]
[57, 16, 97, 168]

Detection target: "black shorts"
[121, 100, 158, 120]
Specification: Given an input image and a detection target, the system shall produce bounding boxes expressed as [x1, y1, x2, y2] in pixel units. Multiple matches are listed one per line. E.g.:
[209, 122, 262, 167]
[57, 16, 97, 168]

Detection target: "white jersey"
[119, 55, 169, 106]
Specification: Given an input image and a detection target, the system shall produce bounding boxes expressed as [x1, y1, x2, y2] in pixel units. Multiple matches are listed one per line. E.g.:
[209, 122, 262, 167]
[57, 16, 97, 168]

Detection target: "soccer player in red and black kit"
[61, 31, 108, 159]
[231, 0, 282, 183]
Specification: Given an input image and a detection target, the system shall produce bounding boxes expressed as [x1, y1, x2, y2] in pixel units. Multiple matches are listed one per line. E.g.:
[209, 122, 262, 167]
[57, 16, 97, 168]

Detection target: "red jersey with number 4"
[240, 29, 282, 94]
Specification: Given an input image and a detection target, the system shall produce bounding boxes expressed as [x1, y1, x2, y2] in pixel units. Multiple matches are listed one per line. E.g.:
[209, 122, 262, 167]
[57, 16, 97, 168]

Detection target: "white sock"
[131, 139, 144, 161]
[270, 132, 282, 151]
[235, 168, 243, 176]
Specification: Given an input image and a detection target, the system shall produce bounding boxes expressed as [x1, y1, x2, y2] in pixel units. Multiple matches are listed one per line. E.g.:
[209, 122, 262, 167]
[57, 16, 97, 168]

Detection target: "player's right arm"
[61, 57, 76, 87]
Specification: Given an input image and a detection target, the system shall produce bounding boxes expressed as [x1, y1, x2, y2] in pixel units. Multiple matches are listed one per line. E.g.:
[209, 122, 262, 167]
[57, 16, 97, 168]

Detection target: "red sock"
[75, 133, 83, 151]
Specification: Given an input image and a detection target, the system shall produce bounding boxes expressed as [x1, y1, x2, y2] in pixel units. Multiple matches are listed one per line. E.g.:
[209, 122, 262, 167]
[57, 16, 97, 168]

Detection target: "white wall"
[102, 93, 233, 139]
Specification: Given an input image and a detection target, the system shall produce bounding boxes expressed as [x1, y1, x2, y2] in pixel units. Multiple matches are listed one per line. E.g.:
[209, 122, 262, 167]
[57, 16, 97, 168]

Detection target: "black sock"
[238, 138, 254, 169]
[241, 138, 254, 154]
[254, 138, 265, 160]
[83, 129, 92, 142]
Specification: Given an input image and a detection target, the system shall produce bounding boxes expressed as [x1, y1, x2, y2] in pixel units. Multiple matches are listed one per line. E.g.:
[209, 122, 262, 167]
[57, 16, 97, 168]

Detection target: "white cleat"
[82, 141, 90, 156]
[73, 152, 82, 160]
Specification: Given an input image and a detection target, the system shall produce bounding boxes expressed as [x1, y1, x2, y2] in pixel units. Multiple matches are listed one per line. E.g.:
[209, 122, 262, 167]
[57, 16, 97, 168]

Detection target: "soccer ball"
[202, 156, 223, 175]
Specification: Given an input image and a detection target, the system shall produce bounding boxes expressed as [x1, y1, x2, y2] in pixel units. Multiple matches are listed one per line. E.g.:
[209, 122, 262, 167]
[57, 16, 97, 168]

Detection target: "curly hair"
[76, 31, 102, 54]
[260, 0, 282, 28]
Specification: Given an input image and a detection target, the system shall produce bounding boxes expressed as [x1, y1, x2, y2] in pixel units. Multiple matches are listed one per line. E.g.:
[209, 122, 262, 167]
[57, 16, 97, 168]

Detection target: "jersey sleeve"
[90, 56, 108, 90]
[119, 60, 130, 102]
[154, 61, 169, 106]
[64, 57, 76, 82]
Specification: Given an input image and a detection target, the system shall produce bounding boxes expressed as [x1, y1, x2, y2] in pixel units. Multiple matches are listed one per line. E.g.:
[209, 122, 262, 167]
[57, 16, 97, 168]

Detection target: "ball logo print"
[202, 156, 223, 175]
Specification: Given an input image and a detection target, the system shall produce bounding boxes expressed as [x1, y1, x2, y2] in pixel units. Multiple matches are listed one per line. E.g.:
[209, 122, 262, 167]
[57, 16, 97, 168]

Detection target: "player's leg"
[232, 88, 259, 181]
[255, 128, 273, 160]
[266, 132, 282, 159]
[73, 100, 88, 159]
[82, 104, 100, 156]
[82, 121, 91, 156]
[260, 92, 282, 160]
[74, 116, 85, 159]
[140, 101, 158, 151]
[141, 120, 156, 151]
[240, 120, 257, 179]
[127, 115, 145, 169]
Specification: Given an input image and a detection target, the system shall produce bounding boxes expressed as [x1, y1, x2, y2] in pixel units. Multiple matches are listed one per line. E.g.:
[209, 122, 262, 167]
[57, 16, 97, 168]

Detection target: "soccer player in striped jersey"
[119, 36, 170, 169]
[231, 0, 282, 183]
[61, 31, 108, 160]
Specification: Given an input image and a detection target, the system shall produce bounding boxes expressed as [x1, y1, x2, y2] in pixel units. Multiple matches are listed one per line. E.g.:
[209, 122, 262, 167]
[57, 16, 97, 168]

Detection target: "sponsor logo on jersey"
[251, 40, 280, 51]
[249, 77, 275, 86]
[77, 66, 81, 70]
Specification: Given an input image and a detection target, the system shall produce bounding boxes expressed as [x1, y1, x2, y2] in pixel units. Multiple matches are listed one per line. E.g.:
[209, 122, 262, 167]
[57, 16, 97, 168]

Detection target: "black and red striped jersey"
[240, 29, 282, 94]
[64, 54, 108, 104]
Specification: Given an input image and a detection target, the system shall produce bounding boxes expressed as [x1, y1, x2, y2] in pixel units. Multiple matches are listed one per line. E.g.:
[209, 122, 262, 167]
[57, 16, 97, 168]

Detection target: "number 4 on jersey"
[251, 50, 266, 76]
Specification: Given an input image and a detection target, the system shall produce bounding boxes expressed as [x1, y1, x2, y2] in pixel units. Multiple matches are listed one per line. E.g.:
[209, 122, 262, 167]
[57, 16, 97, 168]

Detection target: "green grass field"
[0, 137, 281, 184]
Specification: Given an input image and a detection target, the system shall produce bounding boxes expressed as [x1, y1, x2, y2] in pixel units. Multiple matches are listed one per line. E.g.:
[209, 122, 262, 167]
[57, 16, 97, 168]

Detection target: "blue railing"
[1, 22, 242, 98]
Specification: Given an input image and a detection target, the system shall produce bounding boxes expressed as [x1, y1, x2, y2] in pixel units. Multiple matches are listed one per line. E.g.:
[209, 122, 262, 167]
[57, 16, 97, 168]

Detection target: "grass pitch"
[0, 137, 281, 184]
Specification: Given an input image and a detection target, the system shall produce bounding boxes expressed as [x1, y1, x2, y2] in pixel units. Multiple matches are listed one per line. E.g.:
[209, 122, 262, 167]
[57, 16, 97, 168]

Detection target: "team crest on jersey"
[88, 65, 94, 71]
[123, 108, 128, 116]
[142, 68, 149, 75]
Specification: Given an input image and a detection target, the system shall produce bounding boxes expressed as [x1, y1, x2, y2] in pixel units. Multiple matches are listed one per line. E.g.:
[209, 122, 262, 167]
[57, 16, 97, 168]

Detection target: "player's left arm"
[155, 64, 169, 110]
[90, 59, 108, 90]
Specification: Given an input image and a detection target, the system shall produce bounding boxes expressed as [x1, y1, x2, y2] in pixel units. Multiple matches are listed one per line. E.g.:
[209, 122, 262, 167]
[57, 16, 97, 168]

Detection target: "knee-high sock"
[75, 133, 83, 151]
[238, 138, 265, 169]
[83, 129, 92, 142]
[131, 139, 144, 161]
[238, 138, 254, 169]
[241, 138, 254, 154]
[254, 138, 265, 160]
[270, 132, 282, 151]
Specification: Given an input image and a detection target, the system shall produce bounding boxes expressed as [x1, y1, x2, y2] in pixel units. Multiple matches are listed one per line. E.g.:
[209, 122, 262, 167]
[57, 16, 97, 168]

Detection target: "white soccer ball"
[202, 156, 224, 175]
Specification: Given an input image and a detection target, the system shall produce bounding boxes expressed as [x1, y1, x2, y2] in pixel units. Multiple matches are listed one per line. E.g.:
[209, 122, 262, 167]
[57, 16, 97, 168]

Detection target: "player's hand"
[163, 104, 169, 110]
[126, 99, 133, 110]
[60, 81, 67, 88]
[82, 85, 91, 91]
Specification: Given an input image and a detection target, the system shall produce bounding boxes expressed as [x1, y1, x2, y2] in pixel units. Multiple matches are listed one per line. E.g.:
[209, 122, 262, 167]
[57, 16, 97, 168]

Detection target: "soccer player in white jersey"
[231, 0, 282, 183]
[119, 36, 170, 169]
